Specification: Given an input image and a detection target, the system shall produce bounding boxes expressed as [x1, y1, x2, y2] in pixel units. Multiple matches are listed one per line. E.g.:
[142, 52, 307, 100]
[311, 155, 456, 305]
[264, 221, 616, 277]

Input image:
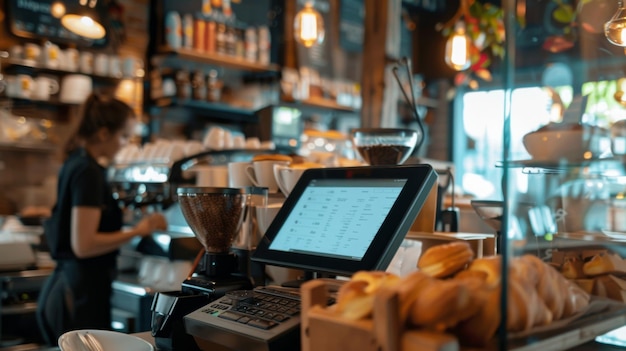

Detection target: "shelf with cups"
[0, 57, 130, 83]
[151, 96, 262, 123]
[155, 46, 280, 74]
[0, 140, 57, 153]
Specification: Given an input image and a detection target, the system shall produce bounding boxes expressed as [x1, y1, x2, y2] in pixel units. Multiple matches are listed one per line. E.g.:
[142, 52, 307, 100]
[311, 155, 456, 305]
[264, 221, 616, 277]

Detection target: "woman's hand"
[134, 213, 168, 237]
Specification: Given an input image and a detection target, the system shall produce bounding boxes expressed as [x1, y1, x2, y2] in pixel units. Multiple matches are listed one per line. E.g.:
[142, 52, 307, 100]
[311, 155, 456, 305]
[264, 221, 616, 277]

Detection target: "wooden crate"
[300, 279, 459, 351]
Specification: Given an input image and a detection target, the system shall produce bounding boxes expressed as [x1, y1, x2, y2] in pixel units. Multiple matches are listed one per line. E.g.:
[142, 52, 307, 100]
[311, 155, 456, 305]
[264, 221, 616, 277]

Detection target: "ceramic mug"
[94, 53, 108, 76]
[64, 48, 79, 72]
[6, 74, 35, 99]
[228, 161, 254, 188]
[23, 43, 41, 65]
[193, 165, 229, 187]
[108, 55, 123, 78]
[42, 42, 60, 69]
[32, 76, 60, 101]
[79, 51, 94, 74]
[273, 165, 306, 197]
[59, 74, 92, 103]
[245, 160, 290, 193]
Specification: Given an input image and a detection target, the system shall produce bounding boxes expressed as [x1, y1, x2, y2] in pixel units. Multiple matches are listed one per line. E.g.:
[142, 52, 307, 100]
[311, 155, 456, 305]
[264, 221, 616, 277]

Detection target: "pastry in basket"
[561, 256, 585, 279]
[583, 252, 626, 276]
[334, 271, 400, 320]
[417, 241, 474, 278]
[464, 255, 501, 288]
[408, 278, 479, 332]
[592, 274, 626, 302]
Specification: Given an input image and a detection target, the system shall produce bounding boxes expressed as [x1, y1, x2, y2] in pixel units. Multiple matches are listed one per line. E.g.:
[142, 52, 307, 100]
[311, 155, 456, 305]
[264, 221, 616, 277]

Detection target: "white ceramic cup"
[273, 164, 309, 197]
[6, 74, 35, 99]
[59, 74, 92, 103]
[79, 51, 94, 74]
[32, 76, 60, 100]
[203, 126, 226, 150]
[64, 48, 79, 71]
[108, 55, 122, 77]
[94, 53, 108, 76]
[245, 137, 261, 149]
[42, 42, 60, 69]
[193, 165, 229, 187]
[23, 43, 41, 65]
[228, 161, 254, 188]
[245, 160, 290, 193]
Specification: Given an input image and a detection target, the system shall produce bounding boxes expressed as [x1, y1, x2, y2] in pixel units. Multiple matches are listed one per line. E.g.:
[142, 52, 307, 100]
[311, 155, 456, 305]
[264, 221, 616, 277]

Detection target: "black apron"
[37, 259, 115, 345]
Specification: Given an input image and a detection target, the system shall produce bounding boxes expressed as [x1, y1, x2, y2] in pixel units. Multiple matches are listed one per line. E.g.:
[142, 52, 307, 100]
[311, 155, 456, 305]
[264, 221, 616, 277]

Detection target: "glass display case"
[501, 0, 626, 348]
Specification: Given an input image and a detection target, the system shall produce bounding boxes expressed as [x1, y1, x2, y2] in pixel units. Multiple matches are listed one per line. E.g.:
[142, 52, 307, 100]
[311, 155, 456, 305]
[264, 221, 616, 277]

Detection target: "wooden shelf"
[0, 141, 57, 153]
[156, 47, 281, 73]
[152, 97, 261, 123]
[301, 96, 357, 113]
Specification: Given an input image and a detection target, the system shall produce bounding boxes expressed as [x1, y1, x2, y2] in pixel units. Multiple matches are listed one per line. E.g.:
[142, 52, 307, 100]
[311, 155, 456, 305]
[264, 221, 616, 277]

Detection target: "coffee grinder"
[151, 187, 254, 351]
[177, 186, 254, 296]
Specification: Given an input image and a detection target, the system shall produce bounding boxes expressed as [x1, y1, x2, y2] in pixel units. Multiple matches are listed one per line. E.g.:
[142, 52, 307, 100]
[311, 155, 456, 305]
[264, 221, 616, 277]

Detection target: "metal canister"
[193, 18, 206, 52]
[205, 20, 217, 53]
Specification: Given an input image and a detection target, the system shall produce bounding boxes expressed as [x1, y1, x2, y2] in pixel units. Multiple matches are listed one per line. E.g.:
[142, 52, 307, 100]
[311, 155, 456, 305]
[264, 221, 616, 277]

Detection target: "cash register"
[183, 165, 438, 351]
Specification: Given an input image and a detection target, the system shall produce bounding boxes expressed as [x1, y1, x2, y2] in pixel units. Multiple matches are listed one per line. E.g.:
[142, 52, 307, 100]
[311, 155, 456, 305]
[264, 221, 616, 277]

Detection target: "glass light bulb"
[294, 2, 325, 47]
[445, 22, 471, 71]
[605, 3, 626, 46]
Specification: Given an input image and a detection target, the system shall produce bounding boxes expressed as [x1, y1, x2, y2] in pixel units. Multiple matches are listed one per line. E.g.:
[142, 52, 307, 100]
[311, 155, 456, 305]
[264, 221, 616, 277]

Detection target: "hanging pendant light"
[294, 1, 325, 47]
[605, 0, 626, 46]
[445, 21, 472, 71]
[61, 0, 106, 40]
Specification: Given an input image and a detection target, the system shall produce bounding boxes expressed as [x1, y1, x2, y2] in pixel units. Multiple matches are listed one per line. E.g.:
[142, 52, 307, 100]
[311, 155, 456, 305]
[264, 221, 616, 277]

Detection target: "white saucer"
[58, 329, 153, 351]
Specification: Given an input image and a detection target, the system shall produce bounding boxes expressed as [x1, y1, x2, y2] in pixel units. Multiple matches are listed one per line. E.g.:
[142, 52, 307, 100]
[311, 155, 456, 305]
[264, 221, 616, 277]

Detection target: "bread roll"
[561, 278, 590, 318]
[573, 279, 594, 295]
[517, 255, 565, 320]
[583, 252, 626, 276]
[409, 279, 478, 331]
[466, 255, 501, 288]
[334, 271, 400, 320]
[593, 274, 626, 302]
[418, 241, 474, 278]
[395, 271, 432, 324]
[561, 256, 585, 279]
[452, 287, 500, 347]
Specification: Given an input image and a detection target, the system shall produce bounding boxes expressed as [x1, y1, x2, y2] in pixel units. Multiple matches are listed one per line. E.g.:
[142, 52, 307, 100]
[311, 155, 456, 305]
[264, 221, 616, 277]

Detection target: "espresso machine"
[151, 186, 268, 351]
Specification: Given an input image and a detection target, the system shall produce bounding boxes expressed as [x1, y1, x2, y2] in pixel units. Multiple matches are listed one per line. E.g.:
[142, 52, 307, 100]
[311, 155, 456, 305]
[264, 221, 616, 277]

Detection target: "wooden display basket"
[300, 279, 459, 351]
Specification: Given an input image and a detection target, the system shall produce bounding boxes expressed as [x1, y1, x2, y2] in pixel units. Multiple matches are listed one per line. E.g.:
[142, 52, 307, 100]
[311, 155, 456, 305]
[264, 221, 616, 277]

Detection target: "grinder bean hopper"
[177, 187, 254, 295]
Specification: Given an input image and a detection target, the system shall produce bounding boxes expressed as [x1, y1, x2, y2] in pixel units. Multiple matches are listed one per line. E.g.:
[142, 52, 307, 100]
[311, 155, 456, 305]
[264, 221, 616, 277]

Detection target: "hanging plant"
[438, 0, 505, 88]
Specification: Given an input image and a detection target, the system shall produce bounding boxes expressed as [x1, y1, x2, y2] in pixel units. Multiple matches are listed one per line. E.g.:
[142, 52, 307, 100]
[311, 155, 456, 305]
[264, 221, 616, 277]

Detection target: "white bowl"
[58, 329, 154, 351]
[522, 125, 610, 161]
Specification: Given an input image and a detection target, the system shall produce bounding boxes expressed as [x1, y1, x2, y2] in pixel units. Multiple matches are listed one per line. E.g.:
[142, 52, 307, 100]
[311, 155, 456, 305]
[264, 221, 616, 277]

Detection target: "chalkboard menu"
[339, 0, 364, 53]
[6, 0, 108, 47]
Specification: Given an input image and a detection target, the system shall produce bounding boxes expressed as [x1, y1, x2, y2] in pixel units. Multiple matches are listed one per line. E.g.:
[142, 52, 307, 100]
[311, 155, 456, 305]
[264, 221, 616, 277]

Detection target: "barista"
[36, 93, 168, 345]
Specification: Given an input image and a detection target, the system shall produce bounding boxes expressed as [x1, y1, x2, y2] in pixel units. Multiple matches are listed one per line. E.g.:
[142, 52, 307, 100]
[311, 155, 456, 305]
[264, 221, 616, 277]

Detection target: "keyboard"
[184, 286, 334, 351]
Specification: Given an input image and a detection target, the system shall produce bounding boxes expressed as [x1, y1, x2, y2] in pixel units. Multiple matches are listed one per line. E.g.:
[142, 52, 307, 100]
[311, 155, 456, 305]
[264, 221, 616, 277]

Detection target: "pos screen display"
[252, 165, 437, 277]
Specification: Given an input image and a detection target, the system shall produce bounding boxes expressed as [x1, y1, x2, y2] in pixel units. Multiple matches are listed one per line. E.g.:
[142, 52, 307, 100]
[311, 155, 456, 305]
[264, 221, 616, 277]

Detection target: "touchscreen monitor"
[252, 165, 437, 277]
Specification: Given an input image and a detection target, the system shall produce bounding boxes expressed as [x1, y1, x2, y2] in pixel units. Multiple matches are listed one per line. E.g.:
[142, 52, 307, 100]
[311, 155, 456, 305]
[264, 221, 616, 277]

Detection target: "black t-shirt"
[44, 147, 121, 266]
